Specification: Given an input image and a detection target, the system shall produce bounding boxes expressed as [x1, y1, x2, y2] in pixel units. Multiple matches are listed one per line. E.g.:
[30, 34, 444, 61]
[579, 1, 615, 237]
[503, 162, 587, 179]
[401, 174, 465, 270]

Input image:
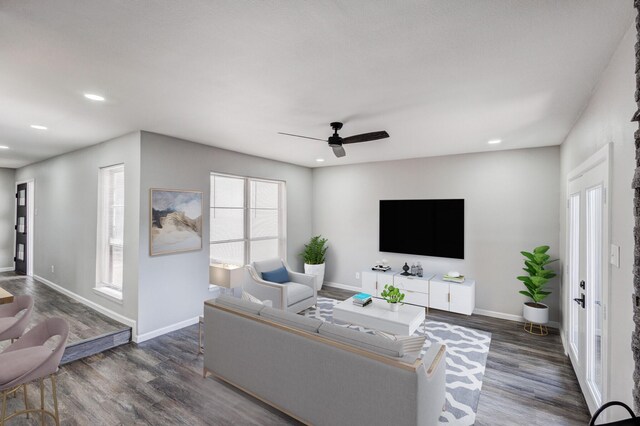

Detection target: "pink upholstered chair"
[0, 295, 34, 343]
[0, 317, 69, 426]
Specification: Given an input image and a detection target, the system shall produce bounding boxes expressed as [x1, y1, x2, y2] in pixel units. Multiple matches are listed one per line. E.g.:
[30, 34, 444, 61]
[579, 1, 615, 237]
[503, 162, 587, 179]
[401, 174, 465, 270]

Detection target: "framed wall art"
[150, 189, 203, 256]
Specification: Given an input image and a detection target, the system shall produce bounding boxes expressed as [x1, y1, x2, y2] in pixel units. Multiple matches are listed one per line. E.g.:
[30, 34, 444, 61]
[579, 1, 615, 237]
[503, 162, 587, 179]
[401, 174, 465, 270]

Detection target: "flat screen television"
[379, 199, 464, 259]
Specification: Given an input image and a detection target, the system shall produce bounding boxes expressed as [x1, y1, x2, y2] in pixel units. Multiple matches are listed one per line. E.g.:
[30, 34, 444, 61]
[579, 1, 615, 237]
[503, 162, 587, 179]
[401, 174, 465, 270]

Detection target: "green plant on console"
[300, 235, 328, 265]
[380, 284, 405, 304]
[517, 245, 557, 306]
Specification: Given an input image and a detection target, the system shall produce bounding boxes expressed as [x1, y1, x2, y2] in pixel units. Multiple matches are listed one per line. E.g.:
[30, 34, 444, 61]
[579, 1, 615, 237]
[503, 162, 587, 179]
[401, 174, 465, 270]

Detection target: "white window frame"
[210, 172, 287, 266]
[95, 163, 125, 301]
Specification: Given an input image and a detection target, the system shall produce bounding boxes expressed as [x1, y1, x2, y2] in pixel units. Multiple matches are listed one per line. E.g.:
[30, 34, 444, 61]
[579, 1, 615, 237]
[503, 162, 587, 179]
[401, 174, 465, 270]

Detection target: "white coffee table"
[332, 297, 426, 336]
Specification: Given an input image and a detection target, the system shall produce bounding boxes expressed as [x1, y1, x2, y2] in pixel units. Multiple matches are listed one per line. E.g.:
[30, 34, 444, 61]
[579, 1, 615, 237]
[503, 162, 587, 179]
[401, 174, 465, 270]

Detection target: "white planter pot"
[389, 302, 400, 312]
[523, 302, 549, 325]
[304, 263, 326, 291]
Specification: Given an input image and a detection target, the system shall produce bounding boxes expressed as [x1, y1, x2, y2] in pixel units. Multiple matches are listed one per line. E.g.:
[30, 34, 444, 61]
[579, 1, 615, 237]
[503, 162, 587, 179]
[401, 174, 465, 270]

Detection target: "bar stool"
[0, 317, 69, 426]
[0, 295, 34, 343]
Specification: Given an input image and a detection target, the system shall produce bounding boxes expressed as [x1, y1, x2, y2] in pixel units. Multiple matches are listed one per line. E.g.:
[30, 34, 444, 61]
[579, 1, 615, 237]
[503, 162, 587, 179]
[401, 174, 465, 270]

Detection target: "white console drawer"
[394, 275, 429, 293]
[404, 290, 429, 307]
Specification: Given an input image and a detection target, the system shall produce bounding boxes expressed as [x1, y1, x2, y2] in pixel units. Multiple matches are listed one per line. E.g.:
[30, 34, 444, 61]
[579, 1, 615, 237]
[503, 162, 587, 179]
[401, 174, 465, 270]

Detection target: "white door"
[566, 145, 609, 414]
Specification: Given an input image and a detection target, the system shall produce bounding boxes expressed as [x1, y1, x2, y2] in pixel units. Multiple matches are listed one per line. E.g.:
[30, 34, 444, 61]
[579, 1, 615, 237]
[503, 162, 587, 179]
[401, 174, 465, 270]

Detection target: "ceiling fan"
[278, 122, 389, 158]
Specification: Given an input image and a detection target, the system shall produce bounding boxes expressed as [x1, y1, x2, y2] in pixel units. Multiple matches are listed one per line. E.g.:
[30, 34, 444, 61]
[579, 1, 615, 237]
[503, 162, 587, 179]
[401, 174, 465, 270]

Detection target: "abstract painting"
[150, 189, 203, 256]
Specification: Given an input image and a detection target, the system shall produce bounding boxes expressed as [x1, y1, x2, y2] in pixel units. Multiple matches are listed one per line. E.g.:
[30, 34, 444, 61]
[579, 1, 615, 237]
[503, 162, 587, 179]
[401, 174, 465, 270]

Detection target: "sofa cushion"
[286, 283, 313, 306]
[259, 306, 323, 333]
[241, 291, 264, 305]
[318, 323, 404, 358]
[0, 346, 52, 385]
[214, 295, 264, 315]
[374, 330, 426, 356]
[261, 266, 289, 284]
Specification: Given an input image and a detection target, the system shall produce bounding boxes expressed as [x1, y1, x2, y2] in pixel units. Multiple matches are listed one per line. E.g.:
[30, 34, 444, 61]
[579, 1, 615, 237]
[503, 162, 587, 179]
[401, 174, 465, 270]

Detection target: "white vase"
[389, 302, 400, 312]
[523, 302, 549, 324]
[304, 263, 326, 290]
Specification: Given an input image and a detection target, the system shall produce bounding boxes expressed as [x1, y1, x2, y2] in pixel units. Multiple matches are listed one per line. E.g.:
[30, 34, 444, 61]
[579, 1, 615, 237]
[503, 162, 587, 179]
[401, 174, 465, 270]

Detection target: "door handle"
[574, 293, 585, 309]
[579, 280, 585, 289]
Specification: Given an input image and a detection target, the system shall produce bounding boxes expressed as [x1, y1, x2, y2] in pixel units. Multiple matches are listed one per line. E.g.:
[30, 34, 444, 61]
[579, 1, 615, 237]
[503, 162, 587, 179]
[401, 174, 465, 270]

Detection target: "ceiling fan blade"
[332, 145, 346, 158]
[342, 131, 389, 144]
[277, 132, 326, 142]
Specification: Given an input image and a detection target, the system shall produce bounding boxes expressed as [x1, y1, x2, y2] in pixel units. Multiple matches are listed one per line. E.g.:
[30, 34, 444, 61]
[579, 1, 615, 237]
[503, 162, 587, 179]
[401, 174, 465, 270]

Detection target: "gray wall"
[15, 132, 141, 322]
[559, 23, 635, 410]
[313, 146, 561, 322]
[0, 168, 16, 269]
[137, 132, 313, 336]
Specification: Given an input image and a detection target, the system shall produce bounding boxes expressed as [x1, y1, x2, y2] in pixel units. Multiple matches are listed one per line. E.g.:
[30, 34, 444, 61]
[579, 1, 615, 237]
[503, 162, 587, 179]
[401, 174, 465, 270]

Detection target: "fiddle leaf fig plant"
[517, 245, 557, 305]
[300, 235, 328, 265]
[380, 284, 405, 304]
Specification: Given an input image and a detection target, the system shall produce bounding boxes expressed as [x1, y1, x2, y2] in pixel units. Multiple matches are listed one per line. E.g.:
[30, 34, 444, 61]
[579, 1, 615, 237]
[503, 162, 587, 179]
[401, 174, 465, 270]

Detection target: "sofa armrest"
[244, 266, 287, 309]
[288, 271, 316, 290]
[423, 344, 446, 378]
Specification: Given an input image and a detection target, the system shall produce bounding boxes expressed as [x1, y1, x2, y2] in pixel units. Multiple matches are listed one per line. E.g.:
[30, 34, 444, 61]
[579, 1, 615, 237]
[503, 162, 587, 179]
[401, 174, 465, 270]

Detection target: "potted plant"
[380, 284, 405, 312]
[300, 235, 328, 291]
[517, 245, 557, 325]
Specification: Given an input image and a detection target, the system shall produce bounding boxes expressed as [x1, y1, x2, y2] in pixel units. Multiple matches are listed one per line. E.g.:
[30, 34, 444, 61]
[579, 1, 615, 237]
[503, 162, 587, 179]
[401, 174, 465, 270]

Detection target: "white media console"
[361, 269, 475, 315]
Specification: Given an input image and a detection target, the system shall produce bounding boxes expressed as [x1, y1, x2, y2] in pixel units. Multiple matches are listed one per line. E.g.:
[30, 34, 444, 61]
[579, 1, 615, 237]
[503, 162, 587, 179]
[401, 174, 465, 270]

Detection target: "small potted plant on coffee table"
[381, 284, 405, 312]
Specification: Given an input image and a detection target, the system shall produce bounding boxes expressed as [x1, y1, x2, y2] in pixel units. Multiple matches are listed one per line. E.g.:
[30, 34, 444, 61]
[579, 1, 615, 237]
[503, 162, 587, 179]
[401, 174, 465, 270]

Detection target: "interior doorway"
[14, 180, 34, 277]
[565, 144, 610, 416]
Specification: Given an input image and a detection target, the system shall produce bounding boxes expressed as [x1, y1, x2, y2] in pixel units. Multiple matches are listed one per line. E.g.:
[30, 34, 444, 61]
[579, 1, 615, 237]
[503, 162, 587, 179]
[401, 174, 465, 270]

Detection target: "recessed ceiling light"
[316, 158, 325, 163]
[30, 124, 47, 130]
[487, 139, 502, 145]
[84, 93, 105, 101]
[0, 145, 9, 149]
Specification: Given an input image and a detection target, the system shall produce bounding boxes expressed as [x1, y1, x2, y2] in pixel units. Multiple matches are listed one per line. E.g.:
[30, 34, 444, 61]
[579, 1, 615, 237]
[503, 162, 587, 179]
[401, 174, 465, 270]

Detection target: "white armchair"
[243, 258, 317, 313]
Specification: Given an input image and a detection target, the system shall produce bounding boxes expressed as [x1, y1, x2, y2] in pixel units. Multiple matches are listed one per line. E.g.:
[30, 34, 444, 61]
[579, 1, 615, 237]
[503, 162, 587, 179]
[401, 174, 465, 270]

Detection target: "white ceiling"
[0, 1, 633, 169]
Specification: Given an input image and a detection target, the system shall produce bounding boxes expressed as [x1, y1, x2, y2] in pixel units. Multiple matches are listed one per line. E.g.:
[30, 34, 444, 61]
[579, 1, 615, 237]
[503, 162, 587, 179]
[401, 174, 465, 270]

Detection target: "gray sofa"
[203, 295, 447, 426]
[243, 258, 317, 313]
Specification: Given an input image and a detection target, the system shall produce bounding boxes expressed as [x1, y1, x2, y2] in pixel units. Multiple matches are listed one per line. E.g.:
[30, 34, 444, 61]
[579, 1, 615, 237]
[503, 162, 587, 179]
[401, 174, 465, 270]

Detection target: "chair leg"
[51, 375, 60, 426]
[23, 384, 29, 419]
[40, 378, 44, 426]
[1, 390, 7, 426]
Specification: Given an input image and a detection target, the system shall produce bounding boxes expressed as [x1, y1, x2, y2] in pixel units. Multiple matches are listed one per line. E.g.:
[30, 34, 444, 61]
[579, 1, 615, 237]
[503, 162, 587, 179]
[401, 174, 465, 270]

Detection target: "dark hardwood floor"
[1, 279, 590, 425]
[0, 272, 131, 363]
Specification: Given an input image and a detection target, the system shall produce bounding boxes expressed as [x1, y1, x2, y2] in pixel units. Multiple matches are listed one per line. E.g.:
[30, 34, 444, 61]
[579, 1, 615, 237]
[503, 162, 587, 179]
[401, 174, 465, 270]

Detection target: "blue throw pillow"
[261, 266, 289, 284]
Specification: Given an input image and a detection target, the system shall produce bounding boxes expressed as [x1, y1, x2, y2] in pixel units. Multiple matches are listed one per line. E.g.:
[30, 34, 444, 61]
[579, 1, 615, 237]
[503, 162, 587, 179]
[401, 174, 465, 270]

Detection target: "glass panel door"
[568, 192, 580, 356]
[586, 184, 604, 405]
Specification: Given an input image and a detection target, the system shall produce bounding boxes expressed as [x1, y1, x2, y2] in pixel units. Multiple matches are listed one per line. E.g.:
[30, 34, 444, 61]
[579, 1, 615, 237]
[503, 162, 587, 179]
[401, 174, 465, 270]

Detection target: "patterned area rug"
[301, 297, 491, 426]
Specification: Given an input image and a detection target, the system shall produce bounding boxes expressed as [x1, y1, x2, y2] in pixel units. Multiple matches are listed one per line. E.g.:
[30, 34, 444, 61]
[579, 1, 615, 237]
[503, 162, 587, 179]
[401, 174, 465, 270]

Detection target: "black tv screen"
[379, 199, 464, 259]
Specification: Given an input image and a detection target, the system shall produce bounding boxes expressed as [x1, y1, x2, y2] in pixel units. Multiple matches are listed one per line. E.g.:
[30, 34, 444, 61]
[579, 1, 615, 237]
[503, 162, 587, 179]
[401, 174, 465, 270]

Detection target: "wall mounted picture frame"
[150, 188, 203, 256]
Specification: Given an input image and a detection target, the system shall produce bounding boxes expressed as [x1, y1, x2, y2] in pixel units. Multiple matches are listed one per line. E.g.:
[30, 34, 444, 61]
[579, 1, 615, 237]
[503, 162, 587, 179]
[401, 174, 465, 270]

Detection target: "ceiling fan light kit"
[278, 121, 389, 158]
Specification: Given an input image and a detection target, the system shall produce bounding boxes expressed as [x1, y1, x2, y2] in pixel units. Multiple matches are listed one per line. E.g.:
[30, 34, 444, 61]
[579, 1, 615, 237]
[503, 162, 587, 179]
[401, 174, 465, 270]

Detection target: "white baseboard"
[473, 307, 560, 329]
[135, 316, 200, 344]
[33, 274, 138, 337]
[324, 282, 560, 329]
[323, 281, 362, 292]
[0, 266, 14, 272]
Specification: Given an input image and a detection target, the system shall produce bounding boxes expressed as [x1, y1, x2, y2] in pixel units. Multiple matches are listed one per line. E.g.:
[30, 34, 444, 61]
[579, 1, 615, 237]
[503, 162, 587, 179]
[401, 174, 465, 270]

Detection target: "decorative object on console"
[443, 273, 465, 283]
[150, 189, 203, 256]
[401, 262, 411, 276]
[380, 284, 405, 312]
[517, 245, 557, 335]
[300, 235, 328, 290]
[372, 259, 391, 271]
[416, 262, 423, 277]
